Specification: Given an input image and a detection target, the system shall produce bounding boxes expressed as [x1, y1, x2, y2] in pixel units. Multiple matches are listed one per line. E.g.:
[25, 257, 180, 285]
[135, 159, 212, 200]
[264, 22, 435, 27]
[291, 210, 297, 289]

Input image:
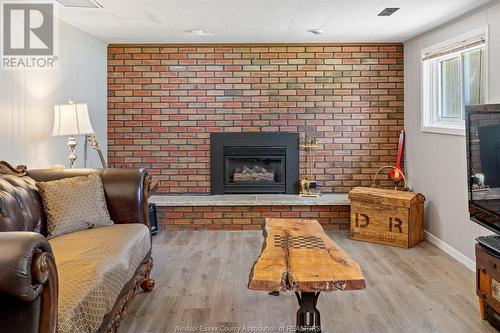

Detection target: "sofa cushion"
[48, 223, 151, 333]
[37, 173, 113, 239]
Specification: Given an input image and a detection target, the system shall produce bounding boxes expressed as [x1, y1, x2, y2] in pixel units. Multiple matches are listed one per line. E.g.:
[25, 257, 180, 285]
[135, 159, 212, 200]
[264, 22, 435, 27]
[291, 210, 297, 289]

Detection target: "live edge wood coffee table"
[248, 218, 366, 333]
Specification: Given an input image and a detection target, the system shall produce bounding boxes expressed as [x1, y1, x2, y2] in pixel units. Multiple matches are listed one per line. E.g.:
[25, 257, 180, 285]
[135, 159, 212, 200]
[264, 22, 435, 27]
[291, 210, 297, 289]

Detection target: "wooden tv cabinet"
[476, 243, 500, 329]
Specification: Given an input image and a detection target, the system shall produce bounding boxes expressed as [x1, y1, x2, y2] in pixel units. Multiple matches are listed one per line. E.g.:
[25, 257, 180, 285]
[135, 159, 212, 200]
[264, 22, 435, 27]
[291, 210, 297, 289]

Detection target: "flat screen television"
[466, 104, 500, 233]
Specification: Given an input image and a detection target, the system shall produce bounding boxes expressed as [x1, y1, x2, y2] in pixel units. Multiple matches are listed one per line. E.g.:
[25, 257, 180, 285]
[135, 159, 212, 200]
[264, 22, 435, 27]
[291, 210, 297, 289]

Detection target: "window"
[422, 30, 487, 135]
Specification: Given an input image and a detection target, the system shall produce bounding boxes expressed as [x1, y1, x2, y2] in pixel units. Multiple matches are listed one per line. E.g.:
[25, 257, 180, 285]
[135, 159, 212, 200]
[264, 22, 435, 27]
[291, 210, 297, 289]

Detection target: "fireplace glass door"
[223, 147, 286, 193]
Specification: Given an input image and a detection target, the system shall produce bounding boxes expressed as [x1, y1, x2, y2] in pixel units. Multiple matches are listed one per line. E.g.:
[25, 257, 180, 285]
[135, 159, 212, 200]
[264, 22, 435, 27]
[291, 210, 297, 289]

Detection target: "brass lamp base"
[67, 136, 77, 168]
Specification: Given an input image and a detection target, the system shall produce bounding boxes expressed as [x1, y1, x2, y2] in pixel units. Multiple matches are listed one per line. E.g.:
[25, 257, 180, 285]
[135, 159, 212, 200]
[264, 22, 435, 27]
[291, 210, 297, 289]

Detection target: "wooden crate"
[476, 244, 500, 323]
[348, 187, 425, 248]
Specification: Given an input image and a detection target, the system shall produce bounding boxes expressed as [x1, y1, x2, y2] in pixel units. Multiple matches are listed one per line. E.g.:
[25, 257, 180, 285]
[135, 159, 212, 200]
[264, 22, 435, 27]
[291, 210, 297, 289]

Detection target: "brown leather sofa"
[0, 161, 155, 333]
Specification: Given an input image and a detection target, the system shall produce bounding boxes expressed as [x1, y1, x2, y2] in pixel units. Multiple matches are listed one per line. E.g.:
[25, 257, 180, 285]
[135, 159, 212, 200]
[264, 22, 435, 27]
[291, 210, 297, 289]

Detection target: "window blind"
[422, 37, 485, 61]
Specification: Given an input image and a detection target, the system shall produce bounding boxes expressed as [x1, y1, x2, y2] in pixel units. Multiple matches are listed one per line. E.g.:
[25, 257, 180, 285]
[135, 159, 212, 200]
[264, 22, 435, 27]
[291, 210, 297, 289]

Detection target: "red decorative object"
[391, 130, 405, 182]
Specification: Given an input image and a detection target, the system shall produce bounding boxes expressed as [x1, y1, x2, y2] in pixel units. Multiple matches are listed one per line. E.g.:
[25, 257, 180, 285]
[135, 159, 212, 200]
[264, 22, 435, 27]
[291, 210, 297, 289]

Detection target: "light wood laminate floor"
[120, 231, 495, 333]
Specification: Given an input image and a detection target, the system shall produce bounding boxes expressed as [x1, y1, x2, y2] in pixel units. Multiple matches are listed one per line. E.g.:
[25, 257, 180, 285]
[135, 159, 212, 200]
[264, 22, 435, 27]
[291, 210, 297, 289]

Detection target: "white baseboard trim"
[424, 231, 475, 271]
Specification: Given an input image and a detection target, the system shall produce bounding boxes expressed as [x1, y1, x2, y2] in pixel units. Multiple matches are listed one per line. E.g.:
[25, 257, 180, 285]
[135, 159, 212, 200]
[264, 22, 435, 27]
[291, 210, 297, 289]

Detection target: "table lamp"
[52, 101, 107, 168]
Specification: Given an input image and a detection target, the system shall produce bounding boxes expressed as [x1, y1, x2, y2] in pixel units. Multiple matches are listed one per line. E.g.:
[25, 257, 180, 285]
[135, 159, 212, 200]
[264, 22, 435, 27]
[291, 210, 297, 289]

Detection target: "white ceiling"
[55, 0, 494, 43]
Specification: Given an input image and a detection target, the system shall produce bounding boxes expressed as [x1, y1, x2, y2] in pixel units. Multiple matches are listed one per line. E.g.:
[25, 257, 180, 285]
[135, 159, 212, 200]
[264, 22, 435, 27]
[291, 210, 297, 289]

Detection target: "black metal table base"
[295, 292, 321, 333]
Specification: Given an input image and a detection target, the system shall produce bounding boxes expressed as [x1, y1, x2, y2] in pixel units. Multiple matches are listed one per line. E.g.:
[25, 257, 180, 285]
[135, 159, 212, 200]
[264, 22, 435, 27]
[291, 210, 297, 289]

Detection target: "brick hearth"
[151, 194, 350, 230]
[157, 205, 350, 230]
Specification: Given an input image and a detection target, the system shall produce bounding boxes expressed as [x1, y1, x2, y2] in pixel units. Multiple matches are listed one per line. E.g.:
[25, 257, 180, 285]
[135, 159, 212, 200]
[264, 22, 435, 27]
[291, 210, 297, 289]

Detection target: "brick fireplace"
[107, 43, 404, 230]
[108, 43, 404, 195]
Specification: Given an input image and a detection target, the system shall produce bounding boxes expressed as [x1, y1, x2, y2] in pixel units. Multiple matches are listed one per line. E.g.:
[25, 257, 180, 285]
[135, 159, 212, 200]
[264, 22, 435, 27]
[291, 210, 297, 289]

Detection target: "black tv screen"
[466, 104, 500, 232]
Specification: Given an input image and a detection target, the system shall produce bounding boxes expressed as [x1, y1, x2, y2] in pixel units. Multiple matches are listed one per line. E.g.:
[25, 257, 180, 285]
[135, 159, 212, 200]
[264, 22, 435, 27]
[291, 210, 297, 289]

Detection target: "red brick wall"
[157, 205, 350, 230]
[107, 43, 404, 194]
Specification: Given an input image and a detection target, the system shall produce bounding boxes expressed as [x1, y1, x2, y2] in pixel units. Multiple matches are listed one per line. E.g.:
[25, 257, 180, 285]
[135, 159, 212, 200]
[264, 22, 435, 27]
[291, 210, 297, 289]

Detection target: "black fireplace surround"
[211, 132, 299, 194]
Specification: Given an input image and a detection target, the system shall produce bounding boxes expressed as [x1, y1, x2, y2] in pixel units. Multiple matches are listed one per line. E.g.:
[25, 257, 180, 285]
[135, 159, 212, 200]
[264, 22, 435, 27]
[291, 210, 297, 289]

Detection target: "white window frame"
[421, 26, 489, 136]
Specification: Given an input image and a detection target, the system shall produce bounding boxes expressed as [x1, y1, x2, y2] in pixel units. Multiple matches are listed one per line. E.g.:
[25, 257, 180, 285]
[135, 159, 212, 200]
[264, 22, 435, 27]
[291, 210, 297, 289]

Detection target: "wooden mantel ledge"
[149, 193, 349, 207]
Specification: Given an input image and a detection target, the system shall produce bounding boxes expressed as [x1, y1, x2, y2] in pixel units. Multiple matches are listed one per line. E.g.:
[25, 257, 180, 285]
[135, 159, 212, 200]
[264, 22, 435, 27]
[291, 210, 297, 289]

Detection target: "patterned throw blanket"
[49, 224, 151, 333]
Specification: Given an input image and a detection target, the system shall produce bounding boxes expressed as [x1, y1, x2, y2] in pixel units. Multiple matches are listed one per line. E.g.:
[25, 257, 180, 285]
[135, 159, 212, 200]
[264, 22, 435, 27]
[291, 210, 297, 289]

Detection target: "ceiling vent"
[378, 8, 400, 16]
[56, 0, 102, 8]
[307, 29, 324, 35]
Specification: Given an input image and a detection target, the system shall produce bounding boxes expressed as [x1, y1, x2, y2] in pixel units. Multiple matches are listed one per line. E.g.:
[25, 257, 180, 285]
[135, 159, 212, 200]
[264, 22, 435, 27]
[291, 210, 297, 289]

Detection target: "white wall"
[404, 3, 500, 266]
[0, 19, 107, 169]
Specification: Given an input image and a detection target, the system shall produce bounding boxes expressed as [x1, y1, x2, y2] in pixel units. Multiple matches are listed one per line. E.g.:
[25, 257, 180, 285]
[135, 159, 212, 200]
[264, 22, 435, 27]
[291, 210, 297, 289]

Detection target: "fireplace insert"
[211, 133, 299, 194]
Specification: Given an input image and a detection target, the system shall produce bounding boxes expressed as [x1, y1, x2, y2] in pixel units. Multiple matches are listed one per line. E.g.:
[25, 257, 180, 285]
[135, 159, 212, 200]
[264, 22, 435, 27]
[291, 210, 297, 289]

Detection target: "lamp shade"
[52, 103, 94, 136]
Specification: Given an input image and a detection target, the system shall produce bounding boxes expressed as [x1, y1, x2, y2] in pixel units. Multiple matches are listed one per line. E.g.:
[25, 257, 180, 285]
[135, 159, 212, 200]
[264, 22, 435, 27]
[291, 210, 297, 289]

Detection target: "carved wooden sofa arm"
[0, 232, 58, 333]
